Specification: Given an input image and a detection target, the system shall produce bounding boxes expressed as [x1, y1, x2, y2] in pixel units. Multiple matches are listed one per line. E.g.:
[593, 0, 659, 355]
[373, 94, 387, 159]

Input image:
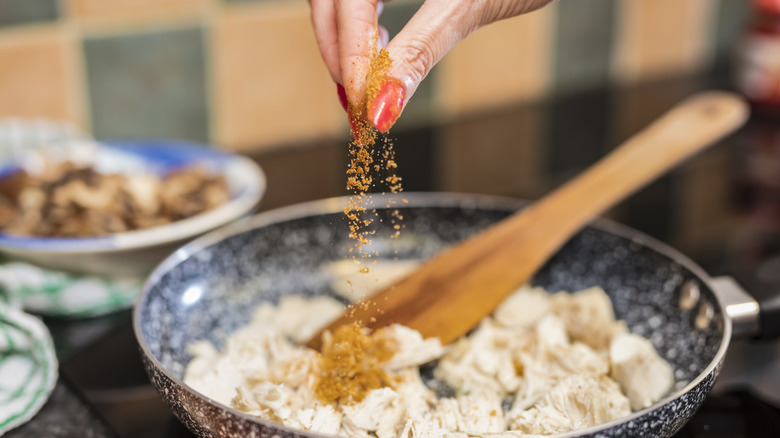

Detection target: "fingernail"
[338, 83, 360, 139]
[378, 25, 389, 50]
[347, 111, 360, 140]
[337, 84, 348, 113]
[368, 79, 405, 133]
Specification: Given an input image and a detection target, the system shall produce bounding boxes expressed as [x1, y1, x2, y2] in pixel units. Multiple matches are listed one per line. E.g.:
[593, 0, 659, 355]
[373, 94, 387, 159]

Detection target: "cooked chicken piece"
[534, 314, 569, 350]
[433, 390, 505, 435]
[393, 368, 437, 418]
[232, 382, 297, 422]
[509, 375, 630, 434]
[398, 417, 450, 438]
[293, 404, 343, 435]
[494, 285, 551, 329]
[481, 432, 527, 438]
[341, 388, 405, 438]
[610, 332, 674, 410]
[436, 319, 527, 395]
[252, 295, 344, 344]
[184, 321, 308, 406]
[511, 315, 608, 412]
[552, 287, 622, 350]
[327, 259, 419, 303]
[455, 390, 506, 434]
[379, 324, 444, 371]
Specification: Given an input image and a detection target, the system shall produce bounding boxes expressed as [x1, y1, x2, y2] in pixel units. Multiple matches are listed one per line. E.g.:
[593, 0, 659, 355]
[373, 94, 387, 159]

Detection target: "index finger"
[335, 0, 381, 108]
[309, 0, 342, 84]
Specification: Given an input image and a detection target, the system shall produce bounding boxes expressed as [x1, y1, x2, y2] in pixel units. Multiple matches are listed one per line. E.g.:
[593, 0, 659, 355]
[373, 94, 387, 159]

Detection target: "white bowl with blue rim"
[0, 139, 266, 277]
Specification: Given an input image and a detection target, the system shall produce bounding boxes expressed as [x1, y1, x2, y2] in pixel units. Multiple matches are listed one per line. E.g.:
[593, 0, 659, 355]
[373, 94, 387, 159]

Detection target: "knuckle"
[398, 36, 438, 84]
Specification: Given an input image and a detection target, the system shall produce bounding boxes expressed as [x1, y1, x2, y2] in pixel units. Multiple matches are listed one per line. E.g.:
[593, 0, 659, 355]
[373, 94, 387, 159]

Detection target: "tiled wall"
[0, 0, 750, 152]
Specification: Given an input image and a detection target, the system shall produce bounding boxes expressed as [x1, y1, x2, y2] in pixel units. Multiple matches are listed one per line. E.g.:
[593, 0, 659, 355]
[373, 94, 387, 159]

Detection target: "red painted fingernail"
[347, 111, 360, 139]
[368, 79, 405, 133]
[337, 84, 348, 113]
[338, 83, 360, 139]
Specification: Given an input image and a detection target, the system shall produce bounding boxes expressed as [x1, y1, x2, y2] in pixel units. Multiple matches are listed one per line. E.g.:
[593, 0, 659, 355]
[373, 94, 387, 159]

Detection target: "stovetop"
[7, 65, 780, 437]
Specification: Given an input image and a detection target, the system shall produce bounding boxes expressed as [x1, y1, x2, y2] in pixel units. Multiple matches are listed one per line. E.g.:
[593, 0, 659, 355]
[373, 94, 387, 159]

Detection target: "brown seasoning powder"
[314, 323, 399, 405]
[319, 47, 406, 406]
[344, 47, 404, 259]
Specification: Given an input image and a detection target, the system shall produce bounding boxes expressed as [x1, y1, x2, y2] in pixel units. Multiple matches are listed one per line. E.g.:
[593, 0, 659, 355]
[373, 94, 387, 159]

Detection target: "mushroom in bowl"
[0, 139, 265, 277]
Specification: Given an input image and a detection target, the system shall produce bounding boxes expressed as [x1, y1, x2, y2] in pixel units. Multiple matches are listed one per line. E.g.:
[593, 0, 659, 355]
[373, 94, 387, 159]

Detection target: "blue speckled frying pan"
[134, 193, 778, 438]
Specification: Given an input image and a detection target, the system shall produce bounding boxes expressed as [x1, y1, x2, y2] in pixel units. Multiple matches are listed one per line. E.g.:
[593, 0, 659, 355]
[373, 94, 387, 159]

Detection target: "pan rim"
[134, 191, 732, 437]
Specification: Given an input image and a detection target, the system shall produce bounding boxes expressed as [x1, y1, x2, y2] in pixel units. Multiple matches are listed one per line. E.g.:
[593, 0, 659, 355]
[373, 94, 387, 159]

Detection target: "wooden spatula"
[307, 91, 748, 349]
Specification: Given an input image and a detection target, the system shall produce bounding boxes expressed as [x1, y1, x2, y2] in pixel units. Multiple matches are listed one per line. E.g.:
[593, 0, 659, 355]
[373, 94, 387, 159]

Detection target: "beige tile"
[438, 5, 555, 117]
[613, 0, 717, 83]
[437, 106, 547, 199]
[0, 26, 84, 126]
[213, 1, 344, 152]
[67, 0, 212, 27]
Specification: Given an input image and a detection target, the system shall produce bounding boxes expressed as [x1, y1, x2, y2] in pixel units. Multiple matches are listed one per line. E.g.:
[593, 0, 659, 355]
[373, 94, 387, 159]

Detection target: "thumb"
[368, 0, 483, 132]
[369, 0, 553, 132]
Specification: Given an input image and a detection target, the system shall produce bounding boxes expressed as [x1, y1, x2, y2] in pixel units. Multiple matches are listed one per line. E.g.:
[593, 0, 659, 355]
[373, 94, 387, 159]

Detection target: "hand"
[309, 0, 553, 132]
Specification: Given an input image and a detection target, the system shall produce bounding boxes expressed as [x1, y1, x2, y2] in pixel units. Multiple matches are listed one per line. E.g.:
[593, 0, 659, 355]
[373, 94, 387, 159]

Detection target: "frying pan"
[134, 193, 778, 438]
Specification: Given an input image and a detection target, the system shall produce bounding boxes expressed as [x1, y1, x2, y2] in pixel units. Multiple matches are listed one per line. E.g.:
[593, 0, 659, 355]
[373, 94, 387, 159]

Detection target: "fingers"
[335, 0, 382, 108]
[479, 0, 555, 25]
[372, 0, 553, 132]
[309, 0, 342, 84]
[314, 0, 554, 132]
[378, 24, 389, 50]
[368, 0, 482, 131]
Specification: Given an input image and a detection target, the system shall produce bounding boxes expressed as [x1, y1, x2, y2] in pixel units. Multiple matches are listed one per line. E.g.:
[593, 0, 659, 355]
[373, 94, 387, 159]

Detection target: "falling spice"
[319, 39, 408, 405]
[314, 323, 398, 405]
[344, 47, 405, 260]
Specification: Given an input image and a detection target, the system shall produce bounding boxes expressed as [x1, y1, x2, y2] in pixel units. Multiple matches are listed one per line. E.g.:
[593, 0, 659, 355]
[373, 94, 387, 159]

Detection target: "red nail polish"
[338, 84, 360, 139]
[368, 79, 405, 133]
[337, 84, 348, 113]
[347, 111, 360, 140]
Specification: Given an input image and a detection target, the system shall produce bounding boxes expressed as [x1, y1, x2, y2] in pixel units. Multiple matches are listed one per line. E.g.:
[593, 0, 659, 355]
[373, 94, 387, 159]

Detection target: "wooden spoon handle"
[528, 91, 749, 239]
[308, 91, 749, 349]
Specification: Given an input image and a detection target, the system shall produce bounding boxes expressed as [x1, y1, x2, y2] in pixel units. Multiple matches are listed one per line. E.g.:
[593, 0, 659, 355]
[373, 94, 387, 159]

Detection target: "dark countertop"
[8, 62, 780, 437]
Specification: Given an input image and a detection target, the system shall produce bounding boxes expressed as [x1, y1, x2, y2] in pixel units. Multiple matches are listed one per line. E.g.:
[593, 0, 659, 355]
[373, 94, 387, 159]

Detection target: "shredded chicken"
[610, 332, 675, 410]
[184, 286, 674, 437]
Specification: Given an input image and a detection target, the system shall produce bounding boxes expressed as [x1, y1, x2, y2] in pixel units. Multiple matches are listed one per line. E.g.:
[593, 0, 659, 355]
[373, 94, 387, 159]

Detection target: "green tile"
[713, 0, 751, 62]
[379, 0, 434, 130]
[84, 27, 210, 143]
[0, 0, 58, 27]
[553, 0, 615, 94]
[379, 0, 422, 38]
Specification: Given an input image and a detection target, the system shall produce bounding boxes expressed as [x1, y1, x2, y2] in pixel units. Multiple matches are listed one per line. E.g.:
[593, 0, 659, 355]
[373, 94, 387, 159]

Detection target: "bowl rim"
[134, 192, 731, 438]
[0, 140, 266, 253]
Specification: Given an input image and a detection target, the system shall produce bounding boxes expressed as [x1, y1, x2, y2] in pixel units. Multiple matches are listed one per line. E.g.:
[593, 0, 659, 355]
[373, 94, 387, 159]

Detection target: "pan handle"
[711, 276, 759, 338]
[711, 276, 780, 339]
